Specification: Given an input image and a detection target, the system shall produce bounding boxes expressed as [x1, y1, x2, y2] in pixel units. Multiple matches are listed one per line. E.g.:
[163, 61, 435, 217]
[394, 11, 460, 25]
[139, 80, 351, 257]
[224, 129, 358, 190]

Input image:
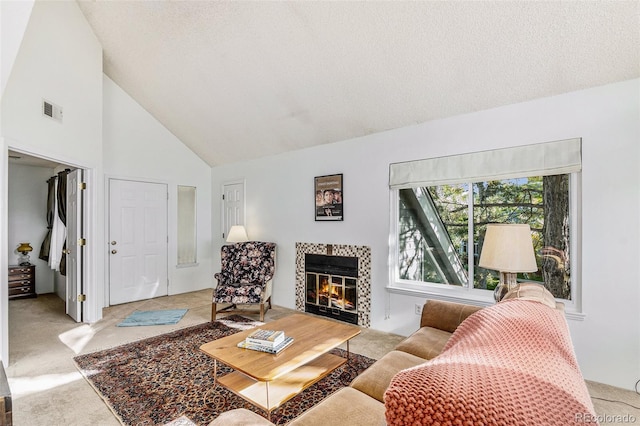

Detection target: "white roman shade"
[389, 138, 581, 189]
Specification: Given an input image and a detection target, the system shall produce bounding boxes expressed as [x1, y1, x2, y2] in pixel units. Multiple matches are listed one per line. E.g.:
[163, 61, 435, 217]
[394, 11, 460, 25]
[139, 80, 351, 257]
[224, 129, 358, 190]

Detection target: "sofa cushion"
[393, 326, 452, 360]
[289, 387, 385, 426]
[350, 350, 425, 402]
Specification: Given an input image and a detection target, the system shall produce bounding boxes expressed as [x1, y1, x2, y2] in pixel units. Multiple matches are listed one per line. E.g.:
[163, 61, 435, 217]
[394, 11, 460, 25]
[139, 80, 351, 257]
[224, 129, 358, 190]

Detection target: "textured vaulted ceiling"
[76, 1, 640, 167]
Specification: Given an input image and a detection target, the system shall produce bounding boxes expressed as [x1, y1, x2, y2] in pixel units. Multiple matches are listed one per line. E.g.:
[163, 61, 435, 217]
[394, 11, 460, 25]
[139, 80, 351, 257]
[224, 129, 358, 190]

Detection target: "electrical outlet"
[415, 303, 422, 315]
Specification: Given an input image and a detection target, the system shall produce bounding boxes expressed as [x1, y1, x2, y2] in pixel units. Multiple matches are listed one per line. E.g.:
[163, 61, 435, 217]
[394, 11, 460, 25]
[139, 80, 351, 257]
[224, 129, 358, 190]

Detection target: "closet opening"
[7, 149, 86, 323]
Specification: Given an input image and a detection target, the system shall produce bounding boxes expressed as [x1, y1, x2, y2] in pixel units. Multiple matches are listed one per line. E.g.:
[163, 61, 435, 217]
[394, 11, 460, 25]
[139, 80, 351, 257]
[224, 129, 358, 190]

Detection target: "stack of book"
[237, 329, 294, 354]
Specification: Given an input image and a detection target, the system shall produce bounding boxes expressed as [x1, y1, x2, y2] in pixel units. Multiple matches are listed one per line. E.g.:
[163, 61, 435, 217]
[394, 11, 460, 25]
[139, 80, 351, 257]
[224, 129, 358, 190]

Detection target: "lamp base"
[494, 272, 517, 302]
[18, 253, 31, 266]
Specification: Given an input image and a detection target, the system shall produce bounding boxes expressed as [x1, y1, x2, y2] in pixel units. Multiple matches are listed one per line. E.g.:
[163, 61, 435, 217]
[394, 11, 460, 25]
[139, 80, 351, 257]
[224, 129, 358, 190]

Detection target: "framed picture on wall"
[315, 174, 343, 221]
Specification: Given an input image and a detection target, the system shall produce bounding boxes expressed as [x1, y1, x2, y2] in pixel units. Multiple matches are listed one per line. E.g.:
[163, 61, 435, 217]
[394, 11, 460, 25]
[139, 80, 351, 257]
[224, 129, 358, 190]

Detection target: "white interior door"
[66, 169, 83, 322]
[109, 179, 168, 305]
[222, 182, 245, 239]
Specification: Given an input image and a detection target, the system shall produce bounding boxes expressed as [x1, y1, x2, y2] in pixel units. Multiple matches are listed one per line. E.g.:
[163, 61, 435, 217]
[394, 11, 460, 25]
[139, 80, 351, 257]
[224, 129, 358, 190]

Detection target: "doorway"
[4, 147, 96, 369]
[7, 150, 85, 321]
[108, 178, 168, 305]
[222, 181, 245, 239]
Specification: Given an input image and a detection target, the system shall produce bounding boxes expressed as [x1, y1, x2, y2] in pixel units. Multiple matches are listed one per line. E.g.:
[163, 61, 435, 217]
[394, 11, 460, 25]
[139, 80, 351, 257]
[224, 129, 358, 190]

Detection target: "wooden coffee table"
[199, 313, 361, 419]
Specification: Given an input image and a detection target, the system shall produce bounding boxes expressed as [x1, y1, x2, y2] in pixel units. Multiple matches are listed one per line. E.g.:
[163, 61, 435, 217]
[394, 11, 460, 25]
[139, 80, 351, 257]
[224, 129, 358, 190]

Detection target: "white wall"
[0, 0, 35, 97]
[1, 1, 103, 164]
[0, 0, 103, 365]
[7, 163, 55, 294]
[103, 75, 213, 298]
[212, 78, 640, 390]
[1, 3, 214, 370]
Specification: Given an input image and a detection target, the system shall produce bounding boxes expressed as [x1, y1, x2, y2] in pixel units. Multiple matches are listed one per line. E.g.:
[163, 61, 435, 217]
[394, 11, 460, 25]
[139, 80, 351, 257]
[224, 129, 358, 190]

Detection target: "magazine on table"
[237, 336, 294, 354]
[245, 329, 285, 348]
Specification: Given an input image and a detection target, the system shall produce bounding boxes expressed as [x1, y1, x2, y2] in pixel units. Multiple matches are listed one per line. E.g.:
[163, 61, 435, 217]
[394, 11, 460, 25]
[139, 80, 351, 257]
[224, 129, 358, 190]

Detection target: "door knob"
[111, 250, 117, 254]
[111, 241, 117, 245]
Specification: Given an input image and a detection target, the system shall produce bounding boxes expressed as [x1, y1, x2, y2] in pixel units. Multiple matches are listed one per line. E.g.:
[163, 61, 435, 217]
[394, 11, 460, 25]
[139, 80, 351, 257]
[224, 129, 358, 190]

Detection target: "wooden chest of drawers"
[8, 265, 36, 300]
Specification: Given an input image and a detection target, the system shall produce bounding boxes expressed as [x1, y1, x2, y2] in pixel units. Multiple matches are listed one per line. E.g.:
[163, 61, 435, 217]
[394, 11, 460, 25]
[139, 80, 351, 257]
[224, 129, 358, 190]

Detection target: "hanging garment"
[57, 170, 69, 276]
[39, 177, 56, 261]
[49, 176, 66, 272]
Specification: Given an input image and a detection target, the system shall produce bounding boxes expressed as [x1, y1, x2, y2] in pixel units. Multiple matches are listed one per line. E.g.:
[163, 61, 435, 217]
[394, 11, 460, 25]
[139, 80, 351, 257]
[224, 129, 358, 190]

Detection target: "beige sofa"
[210, 299, 482, 426]
[211, 283, 596, 425]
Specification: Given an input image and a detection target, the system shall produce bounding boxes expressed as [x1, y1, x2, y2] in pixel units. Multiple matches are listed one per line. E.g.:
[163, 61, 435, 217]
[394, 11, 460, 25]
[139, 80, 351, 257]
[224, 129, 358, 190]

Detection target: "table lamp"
[17, 242, 33, 266]
[226, 225, 249, 243]
[478, 224, 537, 302]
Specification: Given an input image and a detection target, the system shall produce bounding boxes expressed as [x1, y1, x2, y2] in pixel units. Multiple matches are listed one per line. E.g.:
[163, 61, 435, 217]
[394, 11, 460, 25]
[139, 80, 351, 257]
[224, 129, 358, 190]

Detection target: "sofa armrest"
[420, 299, 482, 333]
[289, 387, 386, 426]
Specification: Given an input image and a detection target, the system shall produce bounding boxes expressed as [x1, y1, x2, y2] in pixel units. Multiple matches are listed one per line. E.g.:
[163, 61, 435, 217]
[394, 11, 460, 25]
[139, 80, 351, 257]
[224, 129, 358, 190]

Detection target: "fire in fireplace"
[305, 254, 358, 324]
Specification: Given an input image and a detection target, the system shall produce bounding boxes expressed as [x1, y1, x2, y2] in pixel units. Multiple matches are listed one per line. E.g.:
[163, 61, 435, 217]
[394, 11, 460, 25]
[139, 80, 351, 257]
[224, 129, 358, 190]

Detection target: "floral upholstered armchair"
[212, 241, 276, 322]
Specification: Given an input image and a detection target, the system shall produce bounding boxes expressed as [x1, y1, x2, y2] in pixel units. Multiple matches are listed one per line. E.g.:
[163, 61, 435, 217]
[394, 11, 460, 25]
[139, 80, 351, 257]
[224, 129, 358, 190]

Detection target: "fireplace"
[295, 243, 371, 328]
[305, 254, 358, 324]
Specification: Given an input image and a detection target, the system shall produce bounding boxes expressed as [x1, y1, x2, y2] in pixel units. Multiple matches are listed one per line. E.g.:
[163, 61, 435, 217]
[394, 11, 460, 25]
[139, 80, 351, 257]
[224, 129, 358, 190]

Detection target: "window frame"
[388, 173, 584, 319]
[177, 185, 198, 267]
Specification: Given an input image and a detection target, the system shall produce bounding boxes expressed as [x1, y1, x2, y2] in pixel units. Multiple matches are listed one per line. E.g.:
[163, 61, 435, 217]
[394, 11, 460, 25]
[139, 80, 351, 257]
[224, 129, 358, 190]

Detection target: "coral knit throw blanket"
[384, 299, 598, 425]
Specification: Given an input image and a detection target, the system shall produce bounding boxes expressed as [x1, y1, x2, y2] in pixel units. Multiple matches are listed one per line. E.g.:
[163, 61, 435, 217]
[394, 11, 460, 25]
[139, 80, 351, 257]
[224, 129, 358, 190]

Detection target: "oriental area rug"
[74, 315, 376, 426]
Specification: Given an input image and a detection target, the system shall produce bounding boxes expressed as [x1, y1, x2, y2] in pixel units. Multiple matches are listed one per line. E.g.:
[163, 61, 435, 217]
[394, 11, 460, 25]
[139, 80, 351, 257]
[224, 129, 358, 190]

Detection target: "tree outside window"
[398, 174, 571, 299]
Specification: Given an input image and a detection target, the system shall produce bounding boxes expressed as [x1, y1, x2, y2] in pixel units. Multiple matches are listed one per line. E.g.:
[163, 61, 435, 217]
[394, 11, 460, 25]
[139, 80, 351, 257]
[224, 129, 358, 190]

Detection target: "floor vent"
[43, 99, 63, 123]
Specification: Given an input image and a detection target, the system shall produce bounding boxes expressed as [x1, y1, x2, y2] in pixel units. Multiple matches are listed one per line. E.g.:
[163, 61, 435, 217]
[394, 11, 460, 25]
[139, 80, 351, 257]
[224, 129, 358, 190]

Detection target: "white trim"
[386, 284, 494, 307]
[1, 140, 8, 366]
[103, 173, 170, 186]
[386, 285, 586, 321]
[569, 172, 583, 314]
[176, 262, 199, 269]
[564, 311, 586, 321]
[7, 144, 94, 171]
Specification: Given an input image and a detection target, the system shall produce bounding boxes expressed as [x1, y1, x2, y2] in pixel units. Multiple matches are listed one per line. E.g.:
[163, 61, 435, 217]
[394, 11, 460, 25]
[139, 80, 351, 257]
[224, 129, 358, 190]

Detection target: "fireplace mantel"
[295, 242, 371, 327]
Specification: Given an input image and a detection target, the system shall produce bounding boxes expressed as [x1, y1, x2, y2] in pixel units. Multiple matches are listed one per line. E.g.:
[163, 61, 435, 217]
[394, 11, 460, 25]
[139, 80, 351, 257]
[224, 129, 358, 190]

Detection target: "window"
[398, 175, 572, 299]
[389, 138, 581, 306]
[177, 185, 197, 265]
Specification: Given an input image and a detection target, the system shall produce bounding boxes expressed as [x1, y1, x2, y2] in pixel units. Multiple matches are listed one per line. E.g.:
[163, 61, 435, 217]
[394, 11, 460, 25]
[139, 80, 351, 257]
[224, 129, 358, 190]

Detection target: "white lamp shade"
[226, 225, 249, 243]
[478, 224, 537, 273]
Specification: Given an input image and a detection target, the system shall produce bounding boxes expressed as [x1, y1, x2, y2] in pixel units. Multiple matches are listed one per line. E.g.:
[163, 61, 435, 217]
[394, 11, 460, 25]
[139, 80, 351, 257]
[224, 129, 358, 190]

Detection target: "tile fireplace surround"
[295, 242, 371, 327]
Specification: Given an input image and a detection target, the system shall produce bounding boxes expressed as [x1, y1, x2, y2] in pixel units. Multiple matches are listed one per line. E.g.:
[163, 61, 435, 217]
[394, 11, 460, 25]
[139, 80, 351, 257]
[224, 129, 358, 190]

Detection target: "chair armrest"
[262, 278, 273, 301]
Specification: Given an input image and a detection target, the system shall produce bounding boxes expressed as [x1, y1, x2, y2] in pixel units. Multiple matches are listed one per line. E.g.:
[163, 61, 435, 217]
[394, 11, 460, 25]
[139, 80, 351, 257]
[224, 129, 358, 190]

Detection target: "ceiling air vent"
[42, 99, 63, 123]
